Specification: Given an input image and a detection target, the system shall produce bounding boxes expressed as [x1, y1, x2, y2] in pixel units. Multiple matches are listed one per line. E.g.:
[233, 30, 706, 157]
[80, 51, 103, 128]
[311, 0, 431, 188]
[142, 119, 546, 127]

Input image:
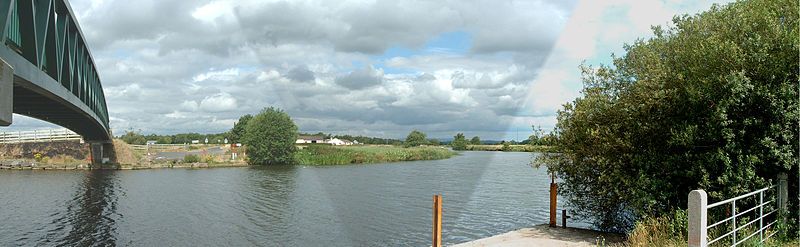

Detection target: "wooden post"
[549, 174, 557, 227]
[433, 194, 442, 247]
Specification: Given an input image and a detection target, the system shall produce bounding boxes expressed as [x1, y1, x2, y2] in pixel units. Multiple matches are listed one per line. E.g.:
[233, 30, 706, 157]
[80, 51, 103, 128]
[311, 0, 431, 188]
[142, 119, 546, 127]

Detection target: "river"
[0, 151, 586, 246]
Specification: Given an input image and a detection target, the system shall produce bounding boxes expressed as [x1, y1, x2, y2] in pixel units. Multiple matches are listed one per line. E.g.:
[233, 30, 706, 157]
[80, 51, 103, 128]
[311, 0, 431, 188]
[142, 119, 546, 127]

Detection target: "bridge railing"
[688, 173, 789, 247]
[0, 128, 81, 143]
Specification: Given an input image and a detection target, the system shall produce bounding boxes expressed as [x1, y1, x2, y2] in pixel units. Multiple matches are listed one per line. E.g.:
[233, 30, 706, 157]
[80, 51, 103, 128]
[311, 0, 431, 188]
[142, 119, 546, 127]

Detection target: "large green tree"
[404, 130, 427, 147]
[540, 0, 798, 232]
[229, 114, 253, 143]
[243, 107, 298, 165]
[451, 133, 468, 150]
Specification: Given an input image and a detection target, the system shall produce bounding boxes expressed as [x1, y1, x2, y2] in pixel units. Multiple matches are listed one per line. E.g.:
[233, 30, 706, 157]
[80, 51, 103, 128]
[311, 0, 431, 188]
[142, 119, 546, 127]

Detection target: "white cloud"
[198, 93, 238, 112]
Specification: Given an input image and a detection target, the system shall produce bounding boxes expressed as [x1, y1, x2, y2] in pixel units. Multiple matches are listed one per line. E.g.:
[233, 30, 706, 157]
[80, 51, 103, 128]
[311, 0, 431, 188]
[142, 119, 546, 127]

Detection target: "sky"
[3, 0, 734, 140]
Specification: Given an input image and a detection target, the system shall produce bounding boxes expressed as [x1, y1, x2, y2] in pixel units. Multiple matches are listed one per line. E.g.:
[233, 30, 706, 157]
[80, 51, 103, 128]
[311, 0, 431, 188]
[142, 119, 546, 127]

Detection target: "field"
[295, 145, 456, 165]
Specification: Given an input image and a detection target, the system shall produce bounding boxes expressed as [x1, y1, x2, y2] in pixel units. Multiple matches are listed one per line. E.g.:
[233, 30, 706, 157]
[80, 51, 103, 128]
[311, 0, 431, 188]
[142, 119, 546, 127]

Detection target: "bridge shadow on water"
[45, 170, 121, 246]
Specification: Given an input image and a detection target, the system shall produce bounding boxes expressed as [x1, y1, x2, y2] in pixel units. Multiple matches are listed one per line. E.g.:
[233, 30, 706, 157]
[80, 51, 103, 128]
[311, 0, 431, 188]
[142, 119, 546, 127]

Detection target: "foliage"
[183, 154, 200, 163]
[526, 125, 558, 146]
[539, 0, 799, 232]
[470, 136, 481, 145]
[466, 144, 554, 152]
[626, 210, 687, 247]
[404, 130, 427, 147]
[243, 107, 298, 165]
[228, 114, 252, 143]
[501, 142, 511, 152]
[428, 139, 441, 146]
[118, 130, 228, 145]
[295, 145, 455, 165]
[451, 133, 468, 150]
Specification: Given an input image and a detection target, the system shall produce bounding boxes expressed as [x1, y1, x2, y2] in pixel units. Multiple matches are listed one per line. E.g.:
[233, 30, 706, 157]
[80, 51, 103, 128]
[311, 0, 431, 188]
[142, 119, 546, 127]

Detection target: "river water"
[0, 151, 585, 246]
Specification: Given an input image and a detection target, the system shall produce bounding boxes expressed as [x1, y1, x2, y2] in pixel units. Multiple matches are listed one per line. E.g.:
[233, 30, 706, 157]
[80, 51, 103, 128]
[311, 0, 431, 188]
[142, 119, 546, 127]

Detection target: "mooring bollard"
[432, 194, 442, 247]
[550, 174, 557, 227]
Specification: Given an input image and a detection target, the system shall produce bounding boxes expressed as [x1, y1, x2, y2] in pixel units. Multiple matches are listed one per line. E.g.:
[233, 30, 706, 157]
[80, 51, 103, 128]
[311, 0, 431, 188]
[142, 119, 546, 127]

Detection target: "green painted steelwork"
[0, 0, 109, 131]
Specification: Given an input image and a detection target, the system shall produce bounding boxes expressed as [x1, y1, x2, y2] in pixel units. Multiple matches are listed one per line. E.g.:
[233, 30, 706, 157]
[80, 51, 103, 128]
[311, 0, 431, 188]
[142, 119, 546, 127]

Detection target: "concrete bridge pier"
[89, 142, 116, 166]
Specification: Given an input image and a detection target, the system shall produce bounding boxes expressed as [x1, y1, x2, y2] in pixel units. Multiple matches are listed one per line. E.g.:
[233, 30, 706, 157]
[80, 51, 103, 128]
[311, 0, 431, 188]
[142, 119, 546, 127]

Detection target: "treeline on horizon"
[116, 127, 556, 147]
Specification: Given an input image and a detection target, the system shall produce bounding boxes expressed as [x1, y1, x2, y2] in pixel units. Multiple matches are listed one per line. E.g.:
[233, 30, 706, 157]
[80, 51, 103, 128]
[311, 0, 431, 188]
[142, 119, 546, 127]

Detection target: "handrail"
[0, 128, 81, 143]
[707, 185, 776, 208]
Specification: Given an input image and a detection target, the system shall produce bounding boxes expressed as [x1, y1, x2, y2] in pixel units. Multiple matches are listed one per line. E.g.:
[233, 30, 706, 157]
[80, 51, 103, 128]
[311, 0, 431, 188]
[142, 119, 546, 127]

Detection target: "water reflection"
[52, 170, 122, 246]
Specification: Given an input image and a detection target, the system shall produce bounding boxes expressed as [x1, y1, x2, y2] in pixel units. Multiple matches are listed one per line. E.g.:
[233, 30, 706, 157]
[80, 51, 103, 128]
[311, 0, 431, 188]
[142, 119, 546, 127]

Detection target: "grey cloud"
[334, 66, 384, 90]
[285, 65, 316, 82]
[5, 0, 580, 140]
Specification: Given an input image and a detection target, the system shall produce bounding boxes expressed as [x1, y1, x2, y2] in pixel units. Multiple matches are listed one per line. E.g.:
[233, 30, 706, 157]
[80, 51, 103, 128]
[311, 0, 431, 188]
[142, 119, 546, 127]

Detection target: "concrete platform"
[451, 224, 624, 247]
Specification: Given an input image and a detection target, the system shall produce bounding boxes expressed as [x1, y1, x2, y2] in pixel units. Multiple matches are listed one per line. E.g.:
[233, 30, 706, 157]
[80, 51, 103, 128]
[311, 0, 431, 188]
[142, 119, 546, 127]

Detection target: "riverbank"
[452, 225, 624, 247]
[465, 144, 554, 152]
[294, 145, 456, 165]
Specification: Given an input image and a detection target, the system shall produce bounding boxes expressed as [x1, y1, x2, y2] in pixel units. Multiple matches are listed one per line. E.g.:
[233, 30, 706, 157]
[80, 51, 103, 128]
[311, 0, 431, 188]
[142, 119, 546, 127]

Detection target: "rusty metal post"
[550, 174, 557, 227]
[433, 194, 442, 247]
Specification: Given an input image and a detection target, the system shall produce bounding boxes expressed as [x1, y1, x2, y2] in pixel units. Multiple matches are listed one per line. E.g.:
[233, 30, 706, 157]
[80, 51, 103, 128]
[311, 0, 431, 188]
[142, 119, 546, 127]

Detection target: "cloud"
[285, 65, 316, 83]
[198, 93, 238, 112]
[334, 66, 385, 90]
[1, 0, 735, 140]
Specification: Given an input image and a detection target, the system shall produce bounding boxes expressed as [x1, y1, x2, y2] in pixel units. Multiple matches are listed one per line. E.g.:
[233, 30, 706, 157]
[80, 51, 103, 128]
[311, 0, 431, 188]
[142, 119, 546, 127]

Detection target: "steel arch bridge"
[0, 0, 110, 142]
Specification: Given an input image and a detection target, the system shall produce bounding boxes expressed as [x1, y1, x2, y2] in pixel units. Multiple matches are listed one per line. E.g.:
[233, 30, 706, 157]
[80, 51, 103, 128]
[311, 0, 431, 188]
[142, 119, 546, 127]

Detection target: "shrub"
[243, 107, 298, 165]
[183, 154, 200, 163]
[404, 130, 427, 147]
[451, 133, 468, 150]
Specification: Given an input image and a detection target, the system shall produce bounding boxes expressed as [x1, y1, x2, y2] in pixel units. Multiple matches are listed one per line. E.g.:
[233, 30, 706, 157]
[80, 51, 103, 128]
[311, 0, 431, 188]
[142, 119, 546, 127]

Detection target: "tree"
[404, 130, 427, 147]
[470, 136, 481, 145]
[243, 107, 298, 165]
[229, 114, 253, 143]
[539, 0, 799, 232]
[120, 130, 146, 145]
[451, 133, 468, 150]
[428, 139, 440, 146]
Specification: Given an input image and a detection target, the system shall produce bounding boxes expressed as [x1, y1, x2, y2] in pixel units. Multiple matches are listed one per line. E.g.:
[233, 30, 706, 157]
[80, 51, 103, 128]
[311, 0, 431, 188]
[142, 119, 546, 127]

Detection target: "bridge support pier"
[0, 58, 12, 126]
[89, 142, 116, 166]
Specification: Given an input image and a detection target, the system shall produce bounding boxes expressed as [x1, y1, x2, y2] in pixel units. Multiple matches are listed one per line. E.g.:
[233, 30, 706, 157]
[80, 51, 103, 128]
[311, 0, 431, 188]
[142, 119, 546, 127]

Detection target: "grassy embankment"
[465, 144, 554, 152]
[294, 145, 456, 165]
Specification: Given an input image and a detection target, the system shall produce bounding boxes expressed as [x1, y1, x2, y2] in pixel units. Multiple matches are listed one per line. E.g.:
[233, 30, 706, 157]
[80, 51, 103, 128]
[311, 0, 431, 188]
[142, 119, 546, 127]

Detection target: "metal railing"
[0, 128, 81, 143]
[688, 176, 789, 247]
[706, 186, 778, 246]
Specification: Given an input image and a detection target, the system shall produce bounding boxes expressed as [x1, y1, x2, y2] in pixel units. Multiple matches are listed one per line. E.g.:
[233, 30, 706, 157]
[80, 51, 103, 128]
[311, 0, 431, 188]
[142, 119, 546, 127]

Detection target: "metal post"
[562, 209, 567, 228]
[732, 200, 736, 245]
[432, 194, 442, 247]
[688, 190, 708, 247]
[759, 190, 763, 242]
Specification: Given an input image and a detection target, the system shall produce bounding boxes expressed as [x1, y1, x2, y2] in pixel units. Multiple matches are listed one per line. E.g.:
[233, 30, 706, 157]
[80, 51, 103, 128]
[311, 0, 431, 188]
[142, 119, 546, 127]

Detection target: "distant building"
[296, 135, 326, 144]
[191, 140, 200, 144]
[145, 140, 157, 145]
[327, 138, 353, 146]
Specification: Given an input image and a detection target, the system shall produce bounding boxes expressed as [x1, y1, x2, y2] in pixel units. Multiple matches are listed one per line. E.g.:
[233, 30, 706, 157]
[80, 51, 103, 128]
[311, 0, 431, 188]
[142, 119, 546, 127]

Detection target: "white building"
[296, 135, 326, 144]
[327, 138, 353, 146]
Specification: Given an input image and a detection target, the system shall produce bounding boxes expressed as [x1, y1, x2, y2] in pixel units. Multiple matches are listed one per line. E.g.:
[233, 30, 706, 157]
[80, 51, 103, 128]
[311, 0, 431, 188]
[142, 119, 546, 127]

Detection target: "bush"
[183, 154, 200, 163]
[404, 130, 427, 147]
[243, 107, 298, 165]
[451, 133, 468, 150]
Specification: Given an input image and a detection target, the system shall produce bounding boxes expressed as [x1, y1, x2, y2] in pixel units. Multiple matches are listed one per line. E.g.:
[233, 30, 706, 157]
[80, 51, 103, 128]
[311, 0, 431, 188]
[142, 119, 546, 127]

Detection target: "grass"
[626, 210, 798, 247]
[465, 144, 554, 152]
[294, 145, 456, 165]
